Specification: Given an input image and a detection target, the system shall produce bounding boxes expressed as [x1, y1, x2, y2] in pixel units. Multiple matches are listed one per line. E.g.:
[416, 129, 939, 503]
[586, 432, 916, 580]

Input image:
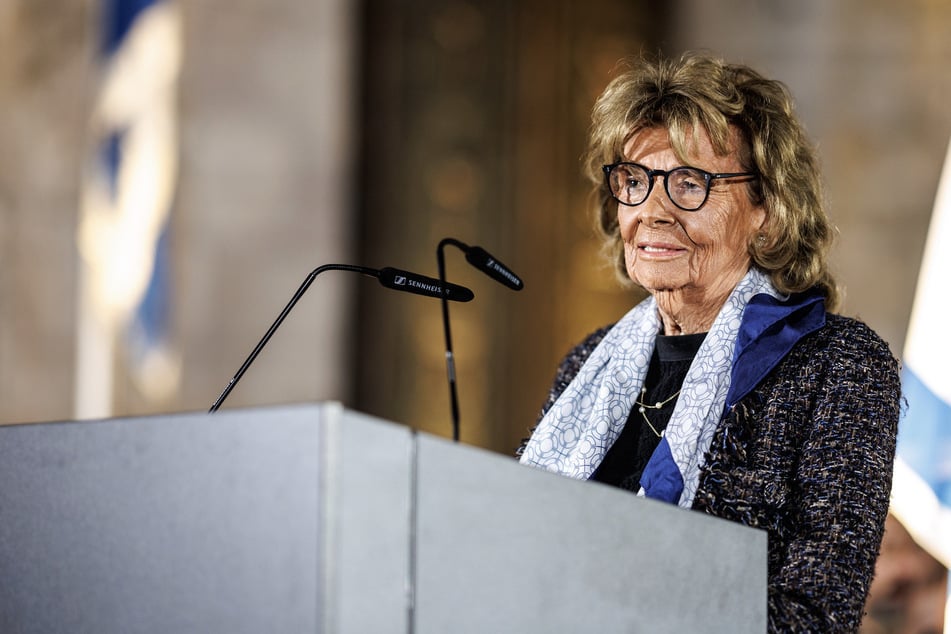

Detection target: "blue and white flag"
[891, 138, 951, 627]
[76, 0, 182, 416]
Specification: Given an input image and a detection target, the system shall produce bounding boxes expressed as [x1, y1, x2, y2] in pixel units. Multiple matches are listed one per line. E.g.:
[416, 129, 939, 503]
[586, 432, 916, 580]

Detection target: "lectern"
[0, 404, 766, 633]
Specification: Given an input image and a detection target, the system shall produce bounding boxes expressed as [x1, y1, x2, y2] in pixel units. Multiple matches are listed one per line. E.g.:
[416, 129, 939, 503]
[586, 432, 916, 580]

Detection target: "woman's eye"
[672, 169, 705, 192]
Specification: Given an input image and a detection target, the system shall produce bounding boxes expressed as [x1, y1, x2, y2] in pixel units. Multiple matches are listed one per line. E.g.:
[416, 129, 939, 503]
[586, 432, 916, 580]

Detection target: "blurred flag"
[75, 0, 182, 417]
[891, 138, 951, 628]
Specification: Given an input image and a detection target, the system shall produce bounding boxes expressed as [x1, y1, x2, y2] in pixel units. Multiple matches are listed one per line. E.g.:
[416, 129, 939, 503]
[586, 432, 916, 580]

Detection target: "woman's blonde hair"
[585, 51, 839, 310]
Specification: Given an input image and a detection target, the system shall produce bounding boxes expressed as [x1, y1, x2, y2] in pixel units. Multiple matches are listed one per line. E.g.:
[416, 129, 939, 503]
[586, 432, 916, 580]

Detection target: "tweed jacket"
[528, 310, 901, 633]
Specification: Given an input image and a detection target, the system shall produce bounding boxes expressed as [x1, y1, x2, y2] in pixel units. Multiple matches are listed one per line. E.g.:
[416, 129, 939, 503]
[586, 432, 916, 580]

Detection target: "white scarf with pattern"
[520, 268, 781, 507]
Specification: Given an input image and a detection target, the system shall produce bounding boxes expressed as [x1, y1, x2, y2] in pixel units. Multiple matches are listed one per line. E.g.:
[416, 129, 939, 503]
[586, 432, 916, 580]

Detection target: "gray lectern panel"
[325, 407, 413, 634]
[0, 405, 328, 634]
[0, 403, 414, 634]
[413, 434, 766, 634]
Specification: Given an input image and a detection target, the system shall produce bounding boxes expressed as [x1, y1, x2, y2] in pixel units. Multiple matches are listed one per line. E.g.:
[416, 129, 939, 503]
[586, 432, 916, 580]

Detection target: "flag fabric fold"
[75, 0, 182, 417]
[891, 137, 951, 629]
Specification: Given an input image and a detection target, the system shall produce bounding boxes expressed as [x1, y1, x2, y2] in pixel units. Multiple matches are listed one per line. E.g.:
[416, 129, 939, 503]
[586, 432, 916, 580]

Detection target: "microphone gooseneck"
[209, 263, 474, 413]
[437, 238, 524, 442]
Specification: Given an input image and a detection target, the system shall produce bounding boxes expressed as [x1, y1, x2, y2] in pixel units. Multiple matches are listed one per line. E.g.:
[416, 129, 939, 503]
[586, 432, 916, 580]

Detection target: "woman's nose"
[620, 186, 677, 232]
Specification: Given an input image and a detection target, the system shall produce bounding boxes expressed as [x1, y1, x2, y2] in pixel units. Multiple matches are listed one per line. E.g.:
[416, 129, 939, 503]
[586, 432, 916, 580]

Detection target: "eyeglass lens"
[607, 164, 709, 211]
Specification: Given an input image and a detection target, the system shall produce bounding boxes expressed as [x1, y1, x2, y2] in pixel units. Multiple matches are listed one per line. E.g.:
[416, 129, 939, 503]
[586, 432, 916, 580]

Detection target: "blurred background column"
[355, 0, 660, 447]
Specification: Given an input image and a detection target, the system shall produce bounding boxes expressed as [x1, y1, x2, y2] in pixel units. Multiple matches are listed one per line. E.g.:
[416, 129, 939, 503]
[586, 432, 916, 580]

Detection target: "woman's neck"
[653, 287, 731, 335]
[650, 266, 750, 335]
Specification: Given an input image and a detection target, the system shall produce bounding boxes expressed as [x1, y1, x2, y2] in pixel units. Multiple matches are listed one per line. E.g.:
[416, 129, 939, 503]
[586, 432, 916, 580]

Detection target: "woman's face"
[618, 126, 765, 305]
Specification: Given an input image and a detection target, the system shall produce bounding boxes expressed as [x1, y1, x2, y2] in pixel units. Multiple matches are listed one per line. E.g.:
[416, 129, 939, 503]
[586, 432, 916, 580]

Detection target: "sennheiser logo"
[389, 274, 444, 295]
[406, 278, 443, 294]
[487, 258, 520, 286]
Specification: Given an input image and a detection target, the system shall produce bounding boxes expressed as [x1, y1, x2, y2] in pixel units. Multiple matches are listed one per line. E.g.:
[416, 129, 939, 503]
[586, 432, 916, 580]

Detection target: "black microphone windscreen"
[378, 267, 475, 302]
[463, 246, 524, 290]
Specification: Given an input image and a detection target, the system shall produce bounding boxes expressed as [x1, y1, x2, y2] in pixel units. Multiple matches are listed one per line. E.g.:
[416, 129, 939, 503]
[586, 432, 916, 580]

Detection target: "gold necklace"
[634, 386, 682, 438]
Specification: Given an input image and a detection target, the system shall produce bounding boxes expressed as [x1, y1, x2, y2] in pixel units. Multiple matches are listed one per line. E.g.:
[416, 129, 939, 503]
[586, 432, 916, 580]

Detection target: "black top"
[590, 332, 706, 491]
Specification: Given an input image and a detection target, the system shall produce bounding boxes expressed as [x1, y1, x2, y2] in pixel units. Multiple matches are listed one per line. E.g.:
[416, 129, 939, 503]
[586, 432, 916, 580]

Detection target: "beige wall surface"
[0, 1, 91, 424]
[0, 0, 357, 424]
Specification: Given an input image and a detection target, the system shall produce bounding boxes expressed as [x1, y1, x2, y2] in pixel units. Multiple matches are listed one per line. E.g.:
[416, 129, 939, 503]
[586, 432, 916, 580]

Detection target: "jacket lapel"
[726, 290, 827, 409]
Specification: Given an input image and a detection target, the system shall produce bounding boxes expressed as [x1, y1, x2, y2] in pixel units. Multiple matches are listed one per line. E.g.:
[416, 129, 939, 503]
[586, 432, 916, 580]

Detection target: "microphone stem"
[437, 239, 462, 442]
[209, 263, 377, 413]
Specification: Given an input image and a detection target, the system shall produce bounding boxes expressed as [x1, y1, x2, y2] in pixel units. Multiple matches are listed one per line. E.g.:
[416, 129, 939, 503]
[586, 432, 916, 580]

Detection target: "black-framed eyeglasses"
[602, 162, 758, 211]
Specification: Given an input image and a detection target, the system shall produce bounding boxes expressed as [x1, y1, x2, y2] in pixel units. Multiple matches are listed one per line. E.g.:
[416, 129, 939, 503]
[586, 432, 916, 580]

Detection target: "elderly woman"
[518, 52, 901, 632]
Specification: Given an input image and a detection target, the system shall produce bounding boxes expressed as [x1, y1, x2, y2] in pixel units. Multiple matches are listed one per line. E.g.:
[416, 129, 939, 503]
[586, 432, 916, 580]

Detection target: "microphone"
[209, 263, 474, 413]
[378, 266, 474, 301]
[437, 238, 524, 442]
[462, 246, 524, 290]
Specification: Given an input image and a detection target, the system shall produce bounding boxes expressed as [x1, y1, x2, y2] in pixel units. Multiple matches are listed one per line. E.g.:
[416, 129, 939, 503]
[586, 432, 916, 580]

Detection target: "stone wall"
[0, 1, 92, 423]
[0, 0, 357, 423]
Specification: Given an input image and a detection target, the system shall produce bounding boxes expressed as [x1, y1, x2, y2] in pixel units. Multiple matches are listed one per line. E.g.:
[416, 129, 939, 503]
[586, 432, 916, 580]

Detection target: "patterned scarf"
[520, 268, 782, 508]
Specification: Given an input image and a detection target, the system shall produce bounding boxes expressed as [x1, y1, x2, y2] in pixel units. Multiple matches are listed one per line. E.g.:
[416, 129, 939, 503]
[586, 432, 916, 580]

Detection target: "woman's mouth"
[638, 242, 686, 257]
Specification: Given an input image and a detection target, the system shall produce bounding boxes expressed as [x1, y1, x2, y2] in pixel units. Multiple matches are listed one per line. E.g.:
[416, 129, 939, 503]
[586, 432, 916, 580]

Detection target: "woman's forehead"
[622, 125, 740, 163]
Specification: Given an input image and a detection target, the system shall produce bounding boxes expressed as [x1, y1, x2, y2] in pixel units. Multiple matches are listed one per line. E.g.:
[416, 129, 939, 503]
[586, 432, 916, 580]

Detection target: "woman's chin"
[630, 271, 689, 295]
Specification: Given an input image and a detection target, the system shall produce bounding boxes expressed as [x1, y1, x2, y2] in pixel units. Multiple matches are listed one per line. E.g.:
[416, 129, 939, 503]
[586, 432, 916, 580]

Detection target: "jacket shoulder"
[810, 313, 899, 366]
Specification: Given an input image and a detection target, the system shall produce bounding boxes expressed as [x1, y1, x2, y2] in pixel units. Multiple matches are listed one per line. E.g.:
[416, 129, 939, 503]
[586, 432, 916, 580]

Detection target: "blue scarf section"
[521, 268, 826, 508]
